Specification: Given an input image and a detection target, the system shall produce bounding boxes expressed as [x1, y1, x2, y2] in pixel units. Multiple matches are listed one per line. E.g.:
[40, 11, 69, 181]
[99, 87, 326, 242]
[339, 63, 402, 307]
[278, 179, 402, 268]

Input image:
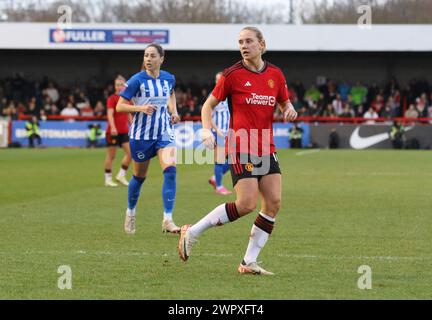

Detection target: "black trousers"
[28, 134, 42, 148]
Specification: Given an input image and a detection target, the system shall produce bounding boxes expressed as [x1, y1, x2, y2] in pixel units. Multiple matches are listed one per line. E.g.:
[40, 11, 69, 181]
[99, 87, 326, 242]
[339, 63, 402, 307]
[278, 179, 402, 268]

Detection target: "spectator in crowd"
[363, 106, 379, 124]
[340, 105, 355, 118]
[75, 90, 91, 110]
[308, 102, 321, 117]
[25, 115, 42, 148]
[385, 96, 399, 117]
[385, 76, 400, 97]
[322, 104, 337, 117]
[26, 97, 38, 116]
[304, 85, 321, 103]
[380, 104, 393, 121]
[350, 81, 368, 107]
[337, 80, 351, 102]
[61, 102, 79, 117]
[371, 94, 385, 115]
[404, 104, 419, 118]
[291, 96, 303, 111]
[39, 109, 48, 121]
[355, 104, 365, 117]
[2, 101, 18, 120]
[332, 94, 344, 115]
[297, 106, 309, 117]
[415, 93, 429, 117]
[291, 80, 305, 101]
[93, 101, 105, 117]
[44, 82, 59, 104]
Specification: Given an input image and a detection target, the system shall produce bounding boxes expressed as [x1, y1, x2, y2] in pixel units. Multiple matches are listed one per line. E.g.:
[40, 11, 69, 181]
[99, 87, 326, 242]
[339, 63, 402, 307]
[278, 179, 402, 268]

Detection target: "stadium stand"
[1, 74, 432, 123]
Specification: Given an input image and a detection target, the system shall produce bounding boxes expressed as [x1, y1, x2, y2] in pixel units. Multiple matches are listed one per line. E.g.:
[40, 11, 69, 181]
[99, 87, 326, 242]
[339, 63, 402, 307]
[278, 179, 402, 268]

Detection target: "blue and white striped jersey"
[120, 70, 175, 140]
[212, 99, 230, 135]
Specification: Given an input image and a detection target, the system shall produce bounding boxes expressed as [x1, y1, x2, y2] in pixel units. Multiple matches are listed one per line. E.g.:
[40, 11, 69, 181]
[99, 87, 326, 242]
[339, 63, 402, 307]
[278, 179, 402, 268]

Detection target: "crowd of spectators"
[1, 72, 432, 122]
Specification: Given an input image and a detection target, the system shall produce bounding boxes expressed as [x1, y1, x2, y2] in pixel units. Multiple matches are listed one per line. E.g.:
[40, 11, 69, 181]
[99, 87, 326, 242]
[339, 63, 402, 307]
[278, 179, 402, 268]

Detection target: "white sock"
[163, 212, 172, 221]
[117, 168, 127, 177]
[243, 225, 269, 265]
[105, 172, 112, 181]
[243, 212, 275, 264]
[189, 203, 229, 237]
[210, 175, 215, 181]
[259, 212, 275, 222]
[126, 208, 136, 216]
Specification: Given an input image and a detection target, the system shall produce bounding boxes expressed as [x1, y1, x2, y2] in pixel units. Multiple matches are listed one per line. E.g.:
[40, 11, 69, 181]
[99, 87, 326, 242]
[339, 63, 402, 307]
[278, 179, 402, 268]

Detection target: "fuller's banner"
[49, 28, 169, 44]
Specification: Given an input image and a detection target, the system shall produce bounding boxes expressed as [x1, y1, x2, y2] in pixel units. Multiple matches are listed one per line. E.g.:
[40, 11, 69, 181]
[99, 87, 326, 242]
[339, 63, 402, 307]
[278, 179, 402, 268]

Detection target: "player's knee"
[236, 199, 257, 215]
[267, 197, 281, 213]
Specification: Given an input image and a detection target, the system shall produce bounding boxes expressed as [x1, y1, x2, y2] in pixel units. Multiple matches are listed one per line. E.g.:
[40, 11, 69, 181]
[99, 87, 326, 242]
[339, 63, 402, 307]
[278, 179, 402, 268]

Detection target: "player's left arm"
[168, 91, 180, 124]
[278, 99, 297, 122]
[277, 72, 297, 122]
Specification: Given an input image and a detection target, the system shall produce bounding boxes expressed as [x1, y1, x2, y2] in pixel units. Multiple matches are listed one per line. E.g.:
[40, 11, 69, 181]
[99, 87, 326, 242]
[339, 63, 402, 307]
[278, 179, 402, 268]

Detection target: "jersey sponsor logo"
[244, 81, 252, 87]
[268, 79, 275, 89]
[245, 93, 276, 106]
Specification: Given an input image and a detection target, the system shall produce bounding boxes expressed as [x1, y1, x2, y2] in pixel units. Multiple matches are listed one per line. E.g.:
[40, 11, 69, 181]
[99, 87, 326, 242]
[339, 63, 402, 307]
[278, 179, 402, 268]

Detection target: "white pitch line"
[276, 254, 431, 261]
[295, 149, 321, 156]
[1, 251, 429, 261]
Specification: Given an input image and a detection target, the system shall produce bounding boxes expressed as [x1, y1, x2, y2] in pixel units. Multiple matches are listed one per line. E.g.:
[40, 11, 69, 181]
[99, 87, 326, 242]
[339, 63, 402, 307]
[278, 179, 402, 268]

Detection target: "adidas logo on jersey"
[244, 81, 252, 87]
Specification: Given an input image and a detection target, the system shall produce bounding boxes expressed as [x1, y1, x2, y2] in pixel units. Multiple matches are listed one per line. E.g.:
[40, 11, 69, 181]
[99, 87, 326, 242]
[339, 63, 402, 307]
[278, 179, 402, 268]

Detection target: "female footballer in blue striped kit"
[116, 43, 181, 235]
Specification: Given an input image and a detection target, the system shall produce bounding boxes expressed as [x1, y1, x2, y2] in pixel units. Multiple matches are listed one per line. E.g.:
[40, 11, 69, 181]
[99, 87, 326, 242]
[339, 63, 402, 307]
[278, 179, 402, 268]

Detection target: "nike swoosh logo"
[349, 126, 413, 149]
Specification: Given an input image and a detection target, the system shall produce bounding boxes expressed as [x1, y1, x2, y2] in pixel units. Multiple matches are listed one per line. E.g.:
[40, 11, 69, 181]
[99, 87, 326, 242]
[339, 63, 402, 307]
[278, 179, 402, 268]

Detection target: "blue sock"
[128, 175, 145, 210]
[162, 166, 176, 219]
[214, 163, 224, 188]
[222, 162, 230, 174]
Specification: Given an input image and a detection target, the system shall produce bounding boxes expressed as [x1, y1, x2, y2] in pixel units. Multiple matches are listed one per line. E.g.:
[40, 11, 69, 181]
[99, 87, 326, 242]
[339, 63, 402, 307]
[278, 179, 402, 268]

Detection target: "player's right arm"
[201, 95, 220, 148]
[116, 97, 156, 115]
[202, 73, 231, 148]
[116, 76, 156, 115]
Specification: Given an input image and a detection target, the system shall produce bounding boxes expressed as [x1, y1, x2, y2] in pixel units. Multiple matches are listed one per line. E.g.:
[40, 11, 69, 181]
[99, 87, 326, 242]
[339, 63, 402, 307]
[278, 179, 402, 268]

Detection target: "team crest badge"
[268, 79, 275, 88]
[245, 163, 254, 172]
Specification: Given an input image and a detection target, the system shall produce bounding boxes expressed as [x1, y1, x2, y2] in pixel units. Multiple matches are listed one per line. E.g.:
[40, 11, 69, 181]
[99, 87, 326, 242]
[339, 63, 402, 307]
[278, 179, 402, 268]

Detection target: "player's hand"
[111, 128, 118, 136]
[138, 105, 157, 115]
[171, 113, 180, 124]
[216, 128, 224, 137]
[202, 128, 215, 149]
[284, 102, 297, 122]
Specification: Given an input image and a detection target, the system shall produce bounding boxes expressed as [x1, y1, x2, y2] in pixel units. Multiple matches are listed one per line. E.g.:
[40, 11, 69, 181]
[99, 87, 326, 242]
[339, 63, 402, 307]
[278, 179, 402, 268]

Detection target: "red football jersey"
[106, 94, 129, 134]
[212, 61, 289, 156]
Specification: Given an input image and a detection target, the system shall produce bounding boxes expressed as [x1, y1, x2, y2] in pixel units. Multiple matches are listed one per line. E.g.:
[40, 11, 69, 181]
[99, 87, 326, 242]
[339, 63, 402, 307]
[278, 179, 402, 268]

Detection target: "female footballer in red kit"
[178, 27, 297, 275]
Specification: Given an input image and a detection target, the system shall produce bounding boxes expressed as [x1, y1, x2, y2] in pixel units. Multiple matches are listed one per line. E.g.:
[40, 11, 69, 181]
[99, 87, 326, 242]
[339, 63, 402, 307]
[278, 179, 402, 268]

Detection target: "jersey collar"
[241, 60, 268, 74]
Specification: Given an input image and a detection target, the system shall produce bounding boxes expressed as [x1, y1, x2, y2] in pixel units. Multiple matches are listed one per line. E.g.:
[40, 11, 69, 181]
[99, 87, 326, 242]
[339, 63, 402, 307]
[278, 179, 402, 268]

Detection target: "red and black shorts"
[228, 152, 281, 187]
[106, 133, 129, 147]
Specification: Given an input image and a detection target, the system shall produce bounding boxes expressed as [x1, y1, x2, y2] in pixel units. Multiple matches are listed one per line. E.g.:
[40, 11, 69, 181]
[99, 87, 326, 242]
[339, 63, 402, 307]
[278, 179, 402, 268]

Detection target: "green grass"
[0, 148, 431, 299]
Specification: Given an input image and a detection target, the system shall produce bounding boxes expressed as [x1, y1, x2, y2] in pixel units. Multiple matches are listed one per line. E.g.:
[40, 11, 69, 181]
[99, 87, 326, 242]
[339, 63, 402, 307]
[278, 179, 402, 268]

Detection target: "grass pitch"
[0, 148, 431, 299]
